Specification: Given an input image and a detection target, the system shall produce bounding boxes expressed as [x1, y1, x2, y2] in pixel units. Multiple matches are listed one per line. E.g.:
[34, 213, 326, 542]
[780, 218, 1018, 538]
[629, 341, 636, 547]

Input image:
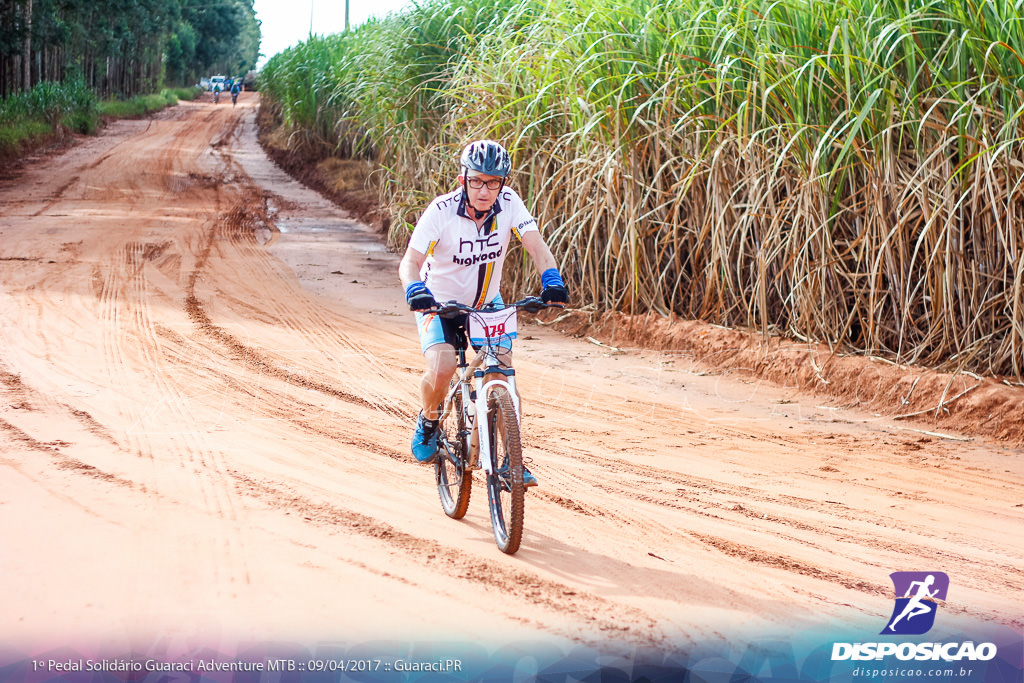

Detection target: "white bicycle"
[428, 297, 560, 554]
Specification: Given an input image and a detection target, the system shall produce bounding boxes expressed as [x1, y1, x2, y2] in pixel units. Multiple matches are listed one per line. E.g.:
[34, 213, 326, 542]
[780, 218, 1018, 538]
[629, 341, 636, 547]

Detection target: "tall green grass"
[260, 0, 1024, 379]
[0, 78, 99, 130]
[1, 82, 199, 160]
[0, 78, 100, 156]
[97, 89, 182, 118]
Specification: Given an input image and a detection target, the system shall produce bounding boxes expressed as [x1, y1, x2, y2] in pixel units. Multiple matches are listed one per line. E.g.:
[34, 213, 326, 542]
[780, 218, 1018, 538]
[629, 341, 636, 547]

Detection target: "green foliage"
[260, 0, 1024, 378]
[184, 0, 261, 81]
[0, 77, 97, 126]
[168, 86, 202, 101]
[165, 21, 200, 85]
[97, 90, 179, 118]
[0, 119, 51, 156]
[259, 0, 526, 196]
[0, 77, 98, 155]
[1, 0, 260, 96]
[0, 80, 186, 158]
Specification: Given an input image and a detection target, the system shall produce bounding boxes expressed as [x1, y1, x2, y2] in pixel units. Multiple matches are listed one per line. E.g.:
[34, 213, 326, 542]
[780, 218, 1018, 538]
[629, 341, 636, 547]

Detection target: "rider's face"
[460, 171, 502, 214]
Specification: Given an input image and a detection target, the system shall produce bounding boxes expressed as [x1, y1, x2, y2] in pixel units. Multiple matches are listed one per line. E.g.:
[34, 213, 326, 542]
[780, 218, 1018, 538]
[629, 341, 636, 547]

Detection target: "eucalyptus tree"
[183, 0, 260, 80]
[1, 0, 260, 96]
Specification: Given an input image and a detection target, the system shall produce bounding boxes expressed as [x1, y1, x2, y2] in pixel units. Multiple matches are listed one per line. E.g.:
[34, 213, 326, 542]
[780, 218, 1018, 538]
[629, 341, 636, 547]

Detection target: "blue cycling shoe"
[523, 467, 538, 488]
[411, 412, 440, 464]
[498, 461, 539, 489]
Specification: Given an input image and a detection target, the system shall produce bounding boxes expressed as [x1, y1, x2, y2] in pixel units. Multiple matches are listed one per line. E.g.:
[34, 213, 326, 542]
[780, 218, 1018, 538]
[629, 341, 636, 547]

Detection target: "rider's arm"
[399, 246, 438, 311]
[521, 231, 557, 273]
[521, 230, 568, 304]
[399, 246, 427, 288]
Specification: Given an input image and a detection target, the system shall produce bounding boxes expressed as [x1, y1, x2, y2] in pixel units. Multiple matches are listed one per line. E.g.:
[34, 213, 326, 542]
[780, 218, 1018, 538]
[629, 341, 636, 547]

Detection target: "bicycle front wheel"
[435, 390, 472, 519]
[485, 386, 524, 554]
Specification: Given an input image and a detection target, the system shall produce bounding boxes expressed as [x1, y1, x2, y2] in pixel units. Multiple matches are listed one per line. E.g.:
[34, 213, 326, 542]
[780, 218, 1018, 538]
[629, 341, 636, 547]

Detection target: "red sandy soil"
[0, 92, 1020, 661]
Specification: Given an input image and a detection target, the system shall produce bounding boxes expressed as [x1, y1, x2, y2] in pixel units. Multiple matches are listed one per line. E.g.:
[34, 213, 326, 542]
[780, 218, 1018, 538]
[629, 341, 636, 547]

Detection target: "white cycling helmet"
[460, 140, 512, 177]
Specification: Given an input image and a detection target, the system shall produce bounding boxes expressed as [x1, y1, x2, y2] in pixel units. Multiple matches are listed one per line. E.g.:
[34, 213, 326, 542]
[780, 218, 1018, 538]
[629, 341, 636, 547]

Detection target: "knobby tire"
[485, 386, 525, 554]
[435, 389, 472, 519]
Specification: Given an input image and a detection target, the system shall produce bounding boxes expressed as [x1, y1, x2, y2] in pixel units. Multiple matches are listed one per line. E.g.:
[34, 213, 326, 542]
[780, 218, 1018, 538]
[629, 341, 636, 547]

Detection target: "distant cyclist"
[213, 83, 221, 104]
[398, 140, 569, 485]
[230, 81, 241, 106]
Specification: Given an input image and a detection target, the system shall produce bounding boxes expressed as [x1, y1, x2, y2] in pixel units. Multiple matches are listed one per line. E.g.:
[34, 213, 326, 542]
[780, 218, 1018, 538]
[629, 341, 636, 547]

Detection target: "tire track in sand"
[94, 228, 255, 593]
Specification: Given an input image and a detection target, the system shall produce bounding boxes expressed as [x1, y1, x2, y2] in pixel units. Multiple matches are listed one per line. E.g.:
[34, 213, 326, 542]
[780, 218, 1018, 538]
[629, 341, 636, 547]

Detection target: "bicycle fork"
[472, 368, 520, 475]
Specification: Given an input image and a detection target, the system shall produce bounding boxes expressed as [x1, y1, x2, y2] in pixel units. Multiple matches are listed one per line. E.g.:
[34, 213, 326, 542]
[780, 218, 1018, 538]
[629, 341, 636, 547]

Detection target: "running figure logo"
[882, 572, 949, 635]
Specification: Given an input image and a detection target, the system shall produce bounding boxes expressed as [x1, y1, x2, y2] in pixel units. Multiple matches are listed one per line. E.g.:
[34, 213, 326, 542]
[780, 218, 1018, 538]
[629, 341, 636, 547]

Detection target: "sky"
[253, 0, 417, 68]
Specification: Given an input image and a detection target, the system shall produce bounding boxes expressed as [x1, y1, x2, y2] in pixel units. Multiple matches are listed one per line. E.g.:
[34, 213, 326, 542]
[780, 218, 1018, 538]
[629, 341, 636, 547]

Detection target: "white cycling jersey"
[409, 186, 539, 307]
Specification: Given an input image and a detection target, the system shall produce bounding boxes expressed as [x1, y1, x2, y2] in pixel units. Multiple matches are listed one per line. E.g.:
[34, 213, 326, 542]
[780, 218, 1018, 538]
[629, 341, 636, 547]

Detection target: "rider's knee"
[427, 359, 457, 384]
[424, 346, 457, 385]
[426, 344, 457, 367]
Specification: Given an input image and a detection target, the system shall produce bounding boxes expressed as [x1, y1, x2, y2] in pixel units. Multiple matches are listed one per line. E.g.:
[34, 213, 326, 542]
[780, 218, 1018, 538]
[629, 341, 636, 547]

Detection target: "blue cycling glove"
[405, 281, 438, 311]
[540, 268, 569, 304]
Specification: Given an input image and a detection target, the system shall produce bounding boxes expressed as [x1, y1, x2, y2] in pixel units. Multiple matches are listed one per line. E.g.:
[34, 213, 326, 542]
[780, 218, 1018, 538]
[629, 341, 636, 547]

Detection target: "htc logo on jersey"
[453, 234, 502, 266]
[453, 245, 503, 266]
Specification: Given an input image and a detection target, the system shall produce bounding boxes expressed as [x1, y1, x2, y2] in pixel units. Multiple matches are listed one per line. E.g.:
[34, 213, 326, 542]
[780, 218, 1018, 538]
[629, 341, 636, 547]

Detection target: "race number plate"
[468, 308, 518, 346]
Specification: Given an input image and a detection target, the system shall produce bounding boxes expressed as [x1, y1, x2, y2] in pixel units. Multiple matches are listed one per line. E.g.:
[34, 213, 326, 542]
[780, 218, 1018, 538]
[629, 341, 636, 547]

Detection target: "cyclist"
[398, 139, 568, 486]
[230, 81, 241, 105]
[213, 83, 221, 104]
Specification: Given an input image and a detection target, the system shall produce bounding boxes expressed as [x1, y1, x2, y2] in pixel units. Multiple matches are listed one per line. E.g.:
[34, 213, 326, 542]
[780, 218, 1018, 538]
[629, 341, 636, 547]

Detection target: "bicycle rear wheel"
[435, 390, 472, 519]
[485, 386, 524, 554]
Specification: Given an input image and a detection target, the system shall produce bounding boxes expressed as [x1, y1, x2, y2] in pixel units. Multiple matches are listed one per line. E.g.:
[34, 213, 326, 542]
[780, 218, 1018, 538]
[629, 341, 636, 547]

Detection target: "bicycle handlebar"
[425, 297, 563, 319]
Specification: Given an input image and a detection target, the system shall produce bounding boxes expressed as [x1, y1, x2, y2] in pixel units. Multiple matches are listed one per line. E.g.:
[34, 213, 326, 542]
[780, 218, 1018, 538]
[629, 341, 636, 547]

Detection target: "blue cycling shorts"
[414, 296, 506, 354]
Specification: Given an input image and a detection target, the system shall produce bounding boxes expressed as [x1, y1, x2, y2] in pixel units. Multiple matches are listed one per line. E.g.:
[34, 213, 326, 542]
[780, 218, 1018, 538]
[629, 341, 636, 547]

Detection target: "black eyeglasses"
[466, 177, 503, 190]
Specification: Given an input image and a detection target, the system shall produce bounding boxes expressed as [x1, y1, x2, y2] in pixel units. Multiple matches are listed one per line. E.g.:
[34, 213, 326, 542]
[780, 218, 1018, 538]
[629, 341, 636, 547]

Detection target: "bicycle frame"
[429, 297, 562, 553]
[439, 310, 519, 475]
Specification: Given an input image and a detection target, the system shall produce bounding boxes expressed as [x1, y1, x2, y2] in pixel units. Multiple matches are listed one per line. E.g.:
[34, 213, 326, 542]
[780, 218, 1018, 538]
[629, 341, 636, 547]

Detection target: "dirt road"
[0, 93, 1021, 675]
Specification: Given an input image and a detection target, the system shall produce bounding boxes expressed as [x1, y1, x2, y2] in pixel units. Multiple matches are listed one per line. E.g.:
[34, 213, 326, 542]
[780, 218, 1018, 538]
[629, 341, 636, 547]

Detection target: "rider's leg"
[410, 326, 457, 462]
[421, 343, 457, 419]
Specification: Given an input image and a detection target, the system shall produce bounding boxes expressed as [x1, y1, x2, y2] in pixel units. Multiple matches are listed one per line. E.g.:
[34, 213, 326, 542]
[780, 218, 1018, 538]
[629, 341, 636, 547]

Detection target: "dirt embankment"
[540, 310, 1024, 444]
[255, 106, 1024, 447]
[0, 125, 81, 178]
[256, 105, 387, 233]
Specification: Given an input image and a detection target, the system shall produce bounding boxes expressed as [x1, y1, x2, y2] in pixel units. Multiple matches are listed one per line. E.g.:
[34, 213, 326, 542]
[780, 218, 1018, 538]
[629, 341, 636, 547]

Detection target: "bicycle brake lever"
[437, 303, 465, 319]
[517, 296, 546, 314]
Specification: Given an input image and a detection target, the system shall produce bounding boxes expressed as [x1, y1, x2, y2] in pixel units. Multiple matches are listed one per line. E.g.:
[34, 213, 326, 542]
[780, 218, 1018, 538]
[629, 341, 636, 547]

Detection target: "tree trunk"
[22, 0, 33, 90]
